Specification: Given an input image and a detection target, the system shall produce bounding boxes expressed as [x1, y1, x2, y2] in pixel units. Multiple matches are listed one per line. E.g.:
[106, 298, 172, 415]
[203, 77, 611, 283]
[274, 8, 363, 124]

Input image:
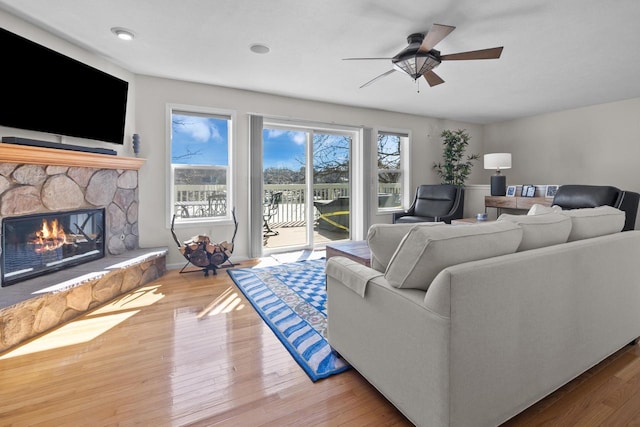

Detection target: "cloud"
[173, 115, 222, 143]
[266, 129, 306, 145]
[266, 129, 285, 138]
[291, 132, 306, 145]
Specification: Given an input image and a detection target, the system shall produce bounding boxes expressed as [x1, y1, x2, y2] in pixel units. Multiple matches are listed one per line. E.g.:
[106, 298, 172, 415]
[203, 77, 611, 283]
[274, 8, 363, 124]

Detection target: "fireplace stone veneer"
[0, 164, 139, 256]
[0, 144, 145, 279]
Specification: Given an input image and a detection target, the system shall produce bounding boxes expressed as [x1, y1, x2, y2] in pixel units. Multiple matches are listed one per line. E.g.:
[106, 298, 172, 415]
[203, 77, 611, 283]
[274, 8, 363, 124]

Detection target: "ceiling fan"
[343, 23, 503, 89]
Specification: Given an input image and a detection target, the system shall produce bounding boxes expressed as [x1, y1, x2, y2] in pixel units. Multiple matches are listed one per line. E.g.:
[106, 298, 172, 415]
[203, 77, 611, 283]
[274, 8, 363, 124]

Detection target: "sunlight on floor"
[197, 250, 326, 318]
[197, 286, 246, 318]
[0, 285, 165, 360]
[0, 311, 139, 359]
[90, 284, 165, 315]
[254, 249, 326, 268]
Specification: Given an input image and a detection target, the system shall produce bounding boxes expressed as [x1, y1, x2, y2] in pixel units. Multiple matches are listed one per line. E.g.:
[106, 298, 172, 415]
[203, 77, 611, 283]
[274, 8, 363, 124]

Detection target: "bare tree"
[312, 134, 351, 183]
[377, 134, 401, 184]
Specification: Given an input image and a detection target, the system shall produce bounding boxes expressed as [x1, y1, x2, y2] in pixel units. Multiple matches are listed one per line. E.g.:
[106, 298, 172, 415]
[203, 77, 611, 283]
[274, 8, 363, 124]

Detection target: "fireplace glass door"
[1, 208, 105, 286]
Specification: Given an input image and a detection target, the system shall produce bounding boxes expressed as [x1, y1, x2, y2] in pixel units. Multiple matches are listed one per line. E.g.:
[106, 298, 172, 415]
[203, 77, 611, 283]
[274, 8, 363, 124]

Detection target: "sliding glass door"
[261, 124, 352, 252]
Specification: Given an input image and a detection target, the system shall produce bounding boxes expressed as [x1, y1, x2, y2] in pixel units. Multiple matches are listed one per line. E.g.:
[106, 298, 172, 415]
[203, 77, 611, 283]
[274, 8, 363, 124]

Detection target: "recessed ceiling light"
[249, 43, 270, 54]
[111, 27, 135, 41]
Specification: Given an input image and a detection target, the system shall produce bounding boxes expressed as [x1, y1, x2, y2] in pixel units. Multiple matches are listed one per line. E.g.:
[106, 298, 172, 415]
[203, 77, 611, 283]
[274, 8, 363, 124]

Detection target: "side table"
[485, 196, 551, 216]
[325, 240, 371, 267]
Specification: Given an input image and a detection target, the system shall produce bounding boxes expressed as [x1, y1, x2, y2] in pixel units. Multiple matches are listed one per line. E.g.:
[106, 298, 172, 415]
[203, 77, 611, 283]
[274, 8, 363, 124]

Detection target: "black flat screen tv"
[0, 27, 128, 145]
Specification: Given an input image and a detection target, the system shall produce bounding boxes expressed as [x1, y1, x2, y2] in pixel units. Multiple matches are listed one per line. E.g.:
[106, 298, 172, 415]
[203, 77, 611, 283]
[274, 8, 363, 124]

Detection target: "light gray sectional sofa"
[325, 205, 640, 427]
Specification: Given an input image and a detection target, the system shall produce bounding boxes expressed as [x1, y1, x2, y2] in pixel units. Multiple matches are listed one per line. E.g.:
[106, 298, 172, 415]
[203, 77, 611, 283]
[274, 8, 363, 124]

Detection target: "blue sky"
[171, 114, 228, 165]
[263, 128, 306, 170]
[172, 118, 350, 171]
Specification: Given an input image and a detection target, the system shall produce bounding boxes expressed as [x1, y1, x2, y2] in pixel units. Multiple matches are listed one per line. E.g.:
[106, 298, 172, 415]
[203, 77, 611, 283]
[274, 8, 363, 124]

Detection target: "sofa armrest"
[325, 256, 382, 297]
[326, 273, 451, 426]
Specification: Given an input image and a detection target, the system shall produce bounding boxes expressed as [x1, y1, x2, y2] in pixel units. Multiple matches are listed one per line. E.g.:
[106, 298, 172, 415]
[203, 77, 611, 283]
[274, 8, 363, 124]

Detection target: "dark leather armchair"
[552, 184, 639, 231]
[393, 184, 464, 224]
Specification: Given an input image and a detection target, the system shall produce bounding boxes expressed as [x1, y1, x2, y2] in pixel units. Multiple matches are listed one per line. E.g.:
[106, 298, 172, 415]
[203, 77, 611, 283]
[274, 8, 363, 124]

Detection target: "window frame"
[166, 103, 236, 227]
[376, 129, 410, 214]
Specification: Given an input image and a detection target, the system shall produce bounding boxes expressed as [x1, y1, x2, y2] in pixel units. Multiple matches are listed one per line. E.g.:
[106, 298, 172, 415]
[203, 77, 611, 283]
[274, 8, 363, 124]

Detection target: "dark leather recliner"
[552, 184, 639, 231]
[393, 184, 464, 224]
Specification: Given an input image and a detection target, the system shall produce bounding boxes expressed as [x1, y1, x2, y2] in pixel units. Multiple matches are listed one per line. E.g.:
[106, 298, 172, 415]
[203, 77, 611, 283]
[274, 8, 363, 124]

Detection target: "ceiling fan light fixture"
[392, 52, 440, 80]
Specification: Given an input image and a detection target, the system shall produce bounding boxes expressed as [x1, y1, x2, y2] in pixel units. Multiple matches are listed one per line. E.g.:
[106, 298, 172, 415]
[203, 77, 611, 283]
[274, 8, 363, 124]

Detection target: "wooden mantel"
[0, 143, 145, 170]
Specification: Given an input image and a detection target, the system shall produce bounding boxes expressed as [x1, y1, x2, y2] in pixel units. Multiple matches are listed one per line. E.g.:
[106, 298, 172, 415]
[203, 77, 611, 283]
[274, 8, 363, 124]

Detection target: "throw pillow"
[562, 205, 625, 241]
[367, 222, 445, 272]
[498, 213, 572, 251]
[384, 221, 523, 290]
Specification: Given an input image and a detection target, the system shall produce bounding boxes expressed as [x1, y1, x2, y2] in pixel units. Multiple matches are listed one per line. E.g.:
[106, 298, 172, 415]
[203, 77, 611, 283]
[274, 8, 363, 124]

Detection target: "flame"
[33, 218, 67, 253]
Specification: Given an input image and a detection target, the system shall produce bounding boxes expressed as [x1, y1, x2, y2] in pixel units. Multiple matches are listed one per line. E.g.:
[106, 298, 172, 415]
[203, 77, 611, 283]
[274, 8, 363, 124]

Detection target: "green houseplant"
[432, 129, 480, 186]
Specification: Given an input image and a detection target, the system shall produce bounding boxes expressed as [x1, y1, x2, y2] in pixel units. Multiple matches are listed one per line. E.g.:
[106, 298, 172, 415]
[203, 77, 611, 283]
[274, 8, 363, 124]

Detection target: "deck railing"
[174, 183, 401, 224]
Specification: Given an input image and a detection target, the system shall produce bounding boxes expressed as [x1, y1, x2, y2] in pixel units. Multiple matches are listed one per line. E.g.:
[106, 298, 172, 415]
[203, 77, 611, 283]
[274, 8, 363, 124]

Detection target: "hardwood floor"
[1, 263, 639, 426]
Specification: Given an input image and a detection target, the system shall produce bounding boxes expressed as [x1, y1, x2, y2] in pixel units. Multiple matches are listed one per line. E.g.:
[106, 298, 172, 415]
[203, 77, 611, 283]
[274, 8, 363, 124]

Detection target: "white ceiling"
[2, 0, 639, 124]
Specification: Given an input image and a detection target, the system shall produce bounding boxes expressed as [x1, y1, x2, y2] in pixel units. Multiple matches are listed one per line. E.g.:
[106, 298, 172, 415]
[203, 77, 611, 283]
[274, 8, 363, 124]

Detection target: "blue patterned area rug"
[227, 258, 350, 382]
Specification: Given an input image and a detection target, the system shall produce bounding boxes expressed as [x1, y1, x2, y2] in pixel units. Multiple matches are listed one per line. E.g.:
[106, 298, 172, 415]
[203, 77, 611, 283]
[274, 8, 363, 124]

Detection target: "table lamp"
[484, 153, 512, 196]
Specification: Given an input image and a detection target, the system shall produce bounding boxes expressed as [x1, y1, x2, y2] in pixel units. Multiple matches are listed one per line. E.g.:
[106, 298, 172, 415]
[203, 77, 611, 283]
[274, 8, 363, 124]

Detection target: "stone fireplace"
[0, 143, 167, 353]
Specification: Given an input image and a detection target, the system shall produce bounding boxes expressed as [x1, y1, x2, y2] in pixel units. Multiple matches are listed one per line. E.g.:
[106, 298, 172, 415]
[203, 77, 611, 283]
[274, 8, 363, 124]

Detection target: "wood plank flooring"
[0, 263, 639, 426]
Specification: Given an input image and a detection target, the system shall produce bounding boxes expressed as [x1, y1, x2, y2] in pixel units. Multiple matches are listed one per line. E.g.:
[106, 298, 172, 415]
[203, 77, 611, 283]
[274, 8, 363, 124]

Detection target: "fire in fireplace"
[1, 208, 105, 286]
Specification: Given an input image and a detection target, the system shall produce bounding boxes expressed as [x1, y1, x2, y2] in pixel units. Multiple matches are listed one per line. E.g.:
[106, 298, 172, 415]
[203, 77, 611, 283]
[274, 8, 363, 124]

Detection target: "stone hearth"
[0, 248, 167, 352]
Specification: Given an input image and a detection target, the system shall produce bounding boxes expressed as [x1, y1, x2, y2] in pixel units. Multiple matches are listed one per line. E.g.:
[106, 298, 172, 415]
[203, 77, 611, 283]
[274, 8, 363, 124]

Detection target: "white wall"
[134, 76, 484, 266]
[483, 97, 640, 194]
[464, 185, 492, 219]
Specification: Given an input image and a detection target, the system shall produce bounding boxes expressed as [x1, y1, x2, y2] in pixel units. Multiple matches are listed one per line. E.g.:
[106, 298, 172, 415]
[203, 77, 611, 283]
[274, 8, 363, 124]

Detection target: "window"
[377, 131, 408, 210]
[169, 107, 233, 223]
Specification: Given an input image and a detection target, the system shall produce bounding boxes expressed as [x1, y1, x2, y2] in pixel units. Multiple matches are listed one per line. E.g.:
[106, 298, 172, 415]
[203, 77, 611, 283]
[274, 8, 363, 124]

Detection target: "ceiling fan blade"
[423, 70, 445, 87]
[343, 57, 392, 61]
[419, 23, 456, 52]
[360, 69, 396, 88]
[440, 46, 504, 61]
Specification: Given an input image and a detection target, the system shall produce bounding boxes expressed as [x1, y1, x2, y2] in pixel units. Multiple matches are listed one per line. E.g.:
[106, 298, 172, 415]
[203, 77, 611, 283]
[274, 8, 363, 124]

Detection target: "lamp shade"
[392, 53, 440, 80]
[484, 153, 512, 170]
[390, 33, 442, 81]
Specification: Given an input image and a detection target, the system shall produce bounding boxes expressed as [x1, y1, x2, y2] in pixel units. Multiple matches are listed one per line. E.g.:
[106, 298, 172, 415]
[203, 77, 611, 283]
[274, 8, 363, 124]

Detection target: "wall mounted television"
[0, 27, 128, 145]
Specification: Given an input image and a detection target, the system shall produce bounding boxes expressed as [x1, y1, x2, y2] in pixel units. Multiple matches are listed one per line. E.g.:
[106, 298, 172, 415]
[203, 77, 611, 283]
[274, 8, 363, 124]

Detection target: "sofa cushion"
[527, 203, 562, 215]
[562, 206, 625, 241]
[384, 221, 522, 290]
[498, 213, 572, 251]
[367, 222, 445, 272]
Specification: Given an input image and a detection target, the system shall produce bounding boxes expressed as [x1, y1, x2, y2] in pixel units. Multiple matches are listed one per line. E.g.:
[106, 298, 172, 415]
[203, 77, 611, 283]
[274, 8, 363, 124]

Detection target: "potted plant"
[432, 129, 480, 186]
